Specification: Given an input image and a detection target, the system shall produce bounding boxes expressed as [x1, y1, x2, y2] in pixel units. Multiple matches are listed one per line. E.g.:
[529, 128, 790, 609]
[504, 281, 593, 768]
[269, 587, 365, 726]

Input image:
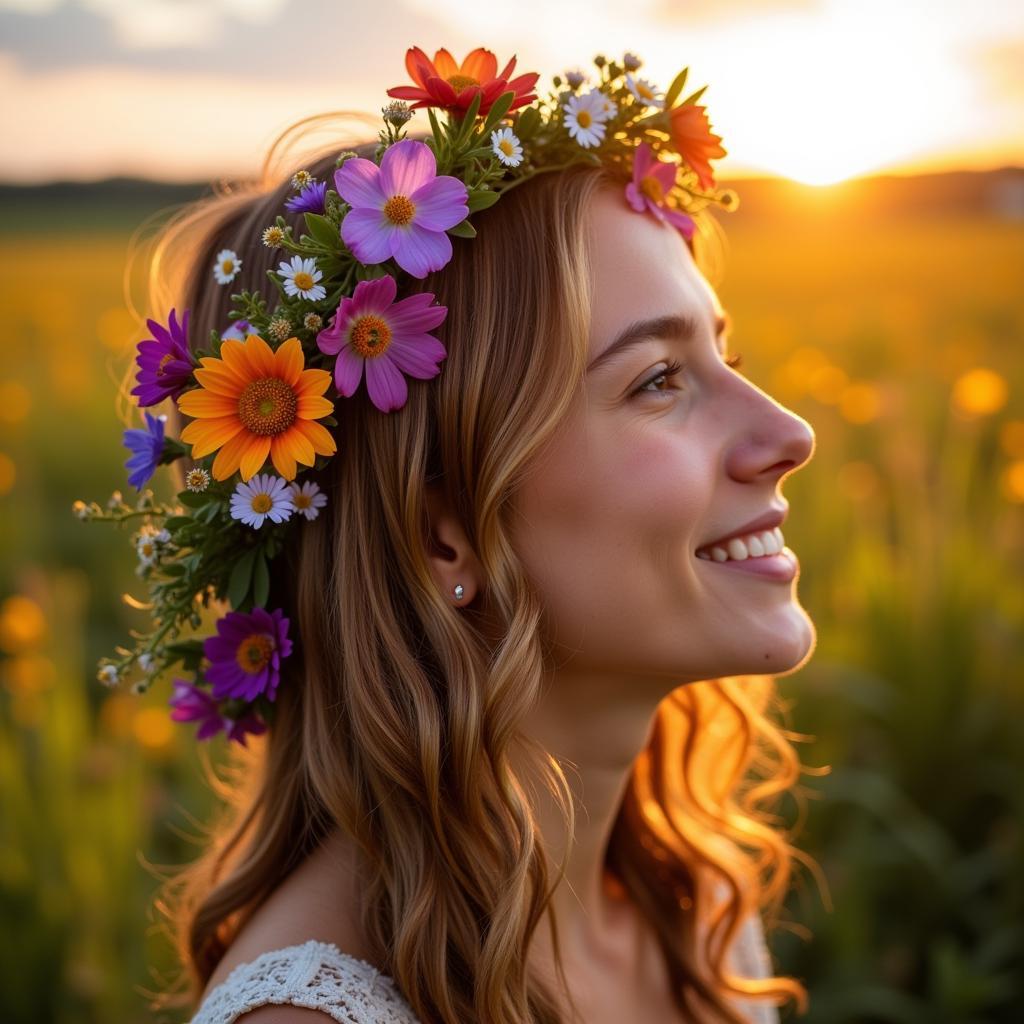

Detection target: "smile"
[696, 528, 798, 582]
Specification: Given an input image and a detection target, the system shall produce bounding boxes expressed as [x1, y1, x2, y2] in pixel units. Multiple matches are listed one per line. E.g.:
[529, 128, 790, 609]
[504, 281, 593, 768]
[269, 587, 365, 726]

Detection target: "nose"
[724, 387, 816, 483]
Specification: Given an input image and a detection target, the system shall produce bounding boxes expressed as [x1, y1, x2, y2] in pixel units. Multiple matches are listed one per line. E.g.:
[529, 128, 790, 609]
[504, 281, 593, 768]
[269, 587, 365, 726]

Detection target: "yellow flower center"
[447, 73, 479, 92]
[293, 492, 311, 509]
[235, 633, 274, 674]
[221, 259, 234, 273]
[157, 353, 173, 376]
[576, 110, 592, 128]
[293, 271, 314, 291]
[140, 542, 155, 557]
[638, 83, 654, 100]
[250, 494, 273, 513]
[383, 194, 416, 226]
[640, 176, 665, 203]
[237, 377, 298, 436]
[349, 314, 392, 359]
[499, 139, 515, 156]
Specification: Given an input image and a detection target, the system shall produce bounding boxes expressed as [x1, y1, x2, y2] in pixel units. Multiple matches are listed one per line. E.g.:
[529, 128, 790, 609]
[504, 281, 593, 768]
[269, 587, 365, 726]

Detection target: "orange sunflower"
[177, 334, 337, 482]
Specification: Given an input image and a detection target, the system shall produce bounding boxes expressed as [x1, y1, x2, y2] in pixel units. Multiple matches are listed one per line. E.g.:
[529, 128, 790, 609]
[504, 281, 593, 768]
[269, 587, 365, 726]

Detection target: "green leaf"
[514, 106, 541, 141]
[447, 219, 477, 239]
[453, 91, 483, 148]
[481, 90, 516, 134]
[466, 189, 500, 213]
[159, 561, 187, 577]
[176, 489, 213, 509]
[679, 84, 708, 107]
[227, 547, 258, 610]
[663, 66, 690, 110]
[304, 212, 341, 248]
[252, 552, 270, 608]
[163, 515, 194, 533]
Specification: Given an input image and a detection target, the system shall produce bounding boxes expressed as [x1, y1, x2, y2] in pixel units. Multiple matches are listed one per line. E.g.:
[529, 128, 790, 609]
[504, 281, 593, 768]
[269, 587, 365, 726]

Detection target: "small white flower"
[221, 319, 250, 341]
[213, 249, 242, 285]
[292, 169, 312, 190]
[98, 664, 119, 688]
[156, 528, 170, 544]
[625, 74, 664, 109]
[288, 480, 328, 521]
[262, 225, 285, 247]
[136, 530, 160, 566]
[138, 652, 154, 672]
[278, 255, 326, 302]
[563, 91, 608, 149]
[185, 467, 210, 492]
[491, 127, 523, 168]
[230, 473, 295, 529]
[583, 88, 617, 123]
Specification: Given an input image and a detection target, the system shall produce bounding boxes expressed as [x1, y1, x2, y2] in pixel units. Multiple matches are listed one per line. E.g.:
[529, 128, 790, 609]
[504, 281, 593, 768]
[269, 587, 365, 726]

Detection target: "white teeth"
[698, 526, 786, 563]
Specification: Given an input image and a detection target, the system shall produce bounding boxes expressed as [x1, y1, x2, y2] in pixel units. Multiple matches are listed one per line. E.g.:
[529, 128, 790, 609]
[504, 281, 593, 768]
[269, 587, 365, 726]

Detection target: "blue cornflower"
[284, 180, 327, 215]
[123, 411, 166, 490]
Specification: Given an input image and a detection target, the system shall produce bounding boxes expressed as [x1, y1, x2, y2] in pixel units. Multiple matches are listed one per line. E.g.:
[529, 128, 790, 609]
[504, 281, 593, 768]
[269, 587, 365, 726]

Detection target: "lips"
[697, 506, 787, 552]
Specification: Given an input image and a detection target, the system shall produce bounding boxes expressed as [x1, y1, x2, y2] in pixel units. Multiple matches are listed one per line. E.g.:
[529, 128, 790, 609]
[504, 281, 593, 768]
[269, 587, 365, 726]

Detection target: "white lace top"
[190, 914, 779, 1023]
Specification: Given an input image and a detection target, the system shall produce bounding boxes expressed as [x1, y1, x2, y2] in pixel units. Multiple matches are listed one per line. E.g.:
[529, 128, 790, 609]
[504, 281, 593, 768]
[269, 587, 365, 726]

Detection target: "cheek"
[509, 417, 713, 638]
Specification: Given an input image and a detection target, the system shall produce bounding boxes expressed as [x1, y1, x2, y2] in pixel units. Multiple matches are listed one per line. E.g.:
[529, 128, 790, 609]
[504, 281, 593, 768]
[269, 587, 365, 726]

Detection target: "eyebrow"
[587, 310, 732, 374]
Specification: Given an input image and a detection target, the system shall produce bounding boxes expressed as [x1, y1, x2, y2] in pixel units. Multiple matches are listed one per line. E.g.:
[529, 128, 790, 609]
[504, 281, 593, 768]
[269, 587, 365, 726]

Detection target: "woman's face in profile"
[510, 186, 816, 684]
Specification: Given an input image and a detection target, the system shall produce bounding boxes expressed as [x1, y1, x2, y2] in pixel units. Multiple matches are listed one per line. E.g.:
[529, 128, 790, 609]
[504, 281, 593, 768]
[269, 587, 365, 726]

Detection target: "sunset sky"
[2, 0, 1022, 187]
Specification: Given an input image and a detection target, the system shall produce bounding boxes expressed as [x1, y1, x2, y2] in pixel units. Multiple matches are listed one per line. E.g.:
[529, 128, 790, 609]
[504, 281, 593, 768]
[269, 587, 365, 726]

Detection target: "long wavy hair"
[129, 111, 819, 1023]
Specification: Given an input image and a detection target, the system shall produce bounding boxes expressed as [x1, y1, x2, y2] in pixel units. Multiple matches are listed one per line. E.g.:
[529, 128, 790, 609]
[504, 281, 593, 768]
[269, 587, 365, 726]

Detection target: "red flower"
[386, 46, 539, 118]
[667, 104, 727, 191]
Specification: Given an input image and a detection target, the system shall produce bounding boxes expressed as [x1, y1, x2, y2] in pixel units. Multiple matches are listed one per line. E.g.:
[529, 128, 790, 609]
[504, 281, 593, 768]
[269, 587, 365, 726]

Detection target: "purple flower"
[285, 180, 327, 215]
[131, 308, 195, 407]
[317, 274, 447, 413]
[122, 410, 165, 490]
[221, 318, 251, 342]
[334, 138, 468, 280]
[168, 678, 268, 746]
[203, 606, 292, 703]
[624, 142, 695, 240]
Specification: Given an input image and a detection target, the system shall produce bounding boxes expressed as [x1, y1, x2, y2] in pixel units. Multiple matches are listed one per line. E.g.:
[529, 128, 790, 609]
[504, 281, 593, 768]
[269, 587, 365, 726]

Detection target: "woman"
[124, 51, 817, 1024]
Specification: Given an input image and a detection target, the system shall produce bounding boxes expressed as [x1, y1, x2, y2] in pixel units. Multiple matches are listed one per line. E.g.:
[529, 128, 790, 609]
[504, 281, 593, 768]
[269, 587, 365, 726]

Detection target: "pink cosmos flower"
[316, 274, 447, 413]
[624, 142, 696, 241]
[334, 139, 468, 279]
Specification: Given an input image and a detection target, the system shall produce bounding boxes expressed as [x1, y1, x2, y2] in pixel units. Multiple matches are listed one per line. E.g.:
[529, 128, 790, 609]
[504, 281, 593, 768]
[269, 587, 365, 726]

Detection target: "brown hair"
[132, 111, 816, 1022]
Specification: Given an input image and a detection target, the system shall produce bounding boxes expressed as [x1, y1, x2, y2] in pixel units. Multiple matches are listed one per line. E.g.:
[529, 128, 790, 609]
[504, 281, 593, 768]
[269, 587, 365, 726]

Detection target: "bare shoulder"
[200, 829, 378, 1001]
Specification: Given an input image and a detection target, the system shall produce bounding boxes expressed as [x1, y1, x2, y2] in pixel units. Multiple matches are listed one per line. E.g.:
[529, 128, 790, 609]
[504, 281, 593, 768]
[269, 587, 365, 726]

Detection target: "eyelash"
[631, 352, 744, 397]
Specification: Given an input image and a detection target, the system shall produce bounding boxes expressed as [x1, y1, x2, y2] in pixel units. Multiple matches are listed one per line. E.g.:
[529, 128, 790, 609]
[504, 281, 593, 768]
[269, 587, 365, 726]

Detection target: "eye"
[631, 359, 685, 398]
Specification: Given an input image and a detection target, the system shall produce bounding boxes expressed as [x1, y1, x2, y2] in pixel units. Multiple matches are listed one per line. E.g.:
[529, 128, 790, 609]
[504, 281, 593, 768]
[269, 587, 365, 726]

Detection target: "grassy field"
[1, 176, 1022, 1022]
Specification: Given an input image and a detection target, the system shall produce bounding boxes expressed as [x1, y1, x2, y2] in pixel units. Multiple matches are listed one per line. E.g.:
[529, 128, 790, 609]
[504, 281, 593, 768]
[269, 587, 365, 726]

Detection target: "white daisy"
[136, 529, 160, 566]
[288, 480, 328, 521]
[278, 255, 326, 302]
[491, 127, 523, 168]
[138, 652, 154, 673]
[230, 473, 295, 529]
[625, 74, 664, 109]
[213, 249, 242, 285]
[563, 91, 608, 149]
[584, 88, 617, 123]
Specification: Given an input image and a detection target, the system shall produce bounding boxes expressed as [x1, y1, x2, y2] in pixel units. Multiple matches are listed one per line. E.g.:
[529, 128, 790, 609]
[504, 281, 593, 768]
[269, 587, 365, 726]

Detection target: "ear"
[423, 478, 483, 607]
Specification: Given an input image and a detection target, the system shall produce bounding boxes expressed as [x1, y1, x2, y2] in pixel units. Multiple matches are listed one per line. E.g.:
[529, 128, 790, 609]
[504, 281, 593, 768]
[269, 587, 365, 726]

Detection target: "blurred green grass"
[1, 175, 1022, 1022]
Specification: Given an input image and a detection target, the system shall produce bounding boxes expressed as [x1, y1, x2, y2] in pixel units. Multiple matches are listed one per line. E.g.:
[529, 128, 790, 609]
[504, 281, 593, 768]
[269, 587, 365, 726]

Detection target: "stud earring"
[453, 584, 464, 601]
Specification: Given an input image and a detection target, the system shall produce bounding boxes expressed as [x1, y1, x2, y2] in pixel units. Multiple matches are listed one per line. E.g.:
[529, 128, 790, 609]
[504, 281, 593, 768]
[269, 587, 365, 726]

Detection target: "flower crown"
[74, 46, 736, 746]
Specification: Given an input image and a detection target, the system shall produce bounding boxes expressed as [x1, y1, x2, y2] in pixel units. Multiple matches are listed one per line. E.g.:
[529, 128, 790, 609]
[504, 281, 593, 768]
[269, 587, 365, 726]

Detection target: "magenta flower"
[624, 142, 695, 241]
[203, 606, 293, 703]
[169, 678, 267, 746]
[316, 274, 447, 413]
[334, 138, 468, 279]
[131, 308, 196, 407]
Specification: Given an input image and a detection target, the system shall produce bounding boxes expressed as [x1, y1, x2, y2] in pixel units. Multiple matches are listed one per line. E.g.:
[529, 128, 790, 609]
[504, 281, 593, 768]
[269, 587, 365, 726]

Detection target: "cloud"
[0, 0, 447, 80]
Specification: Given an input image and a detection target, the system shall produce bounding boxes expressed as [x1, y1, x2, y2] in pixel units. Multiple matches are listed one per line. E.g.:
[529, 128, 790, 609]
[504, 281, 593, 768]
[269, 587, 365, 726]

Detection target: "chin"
[759, 609, 816, 676]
